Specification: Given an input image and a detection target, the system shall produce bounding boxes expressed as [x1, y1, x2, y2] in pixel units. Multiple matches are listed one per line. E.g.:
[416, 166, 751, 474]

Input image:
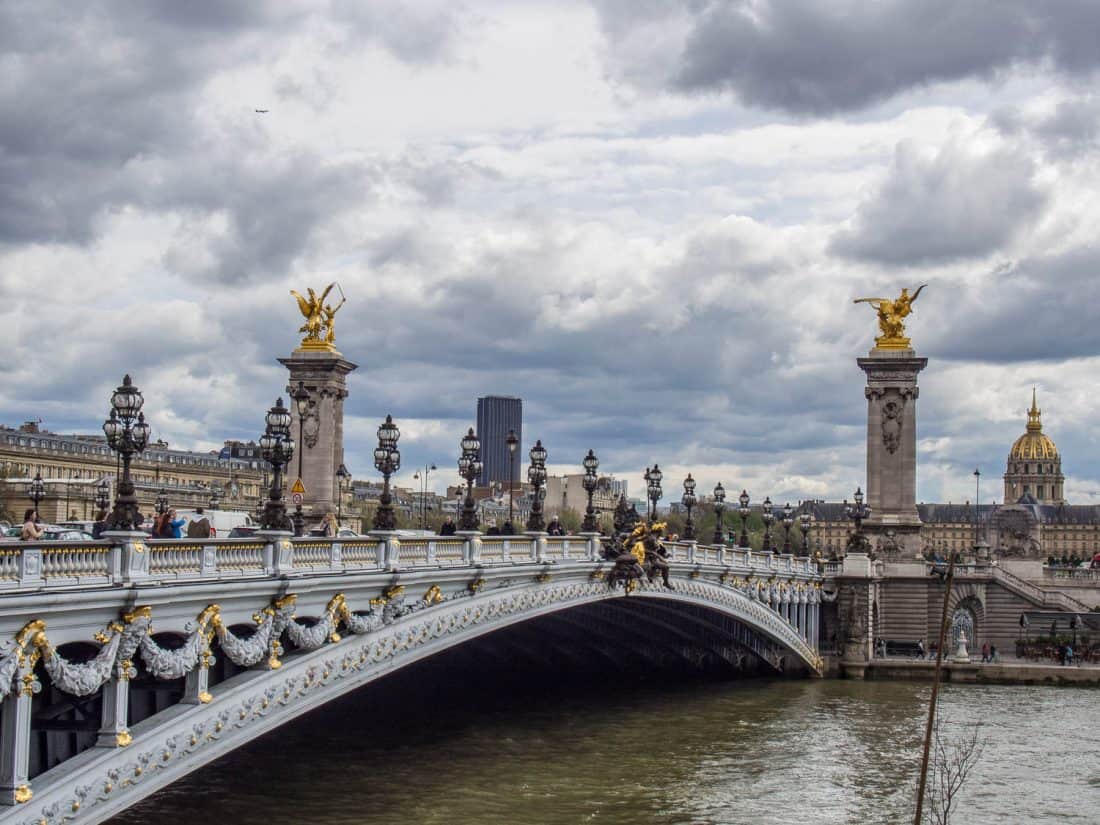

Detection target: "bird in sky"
[254, 109, 269, 114]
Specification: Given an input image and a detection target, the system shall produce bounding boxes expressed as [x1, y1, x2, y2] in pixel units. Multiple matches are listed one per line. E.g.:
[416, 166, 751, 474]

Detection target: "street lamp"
[27, 472, 45, 520]
[761, 496, 775, 552]
[154, 488, 169, 516]
[526, 439, 547, 531]
[582, 449, 599, 533]
[646, 464, 663, 522]
[738, 490, 751, 548]
[95, 479, 111, 515]
[335, 463, 351, 526]
[781, 502, 794, 554]
[711, 483, 726, 545]
[412, 463, 435, 530]
[459, 428, 482, 531]
[506, 429, 519, 531]
[799, 509, 812, 556]
[290, 380, 311, 532]
[258, 397, 295, 531]
[373, 415, 401, 531]
[102, 374, 152, 531]
[844, 486, 872, 554]
[209, 484, 221, 512]
[682, 474, 697, 540]
[973, 467, 981, 548]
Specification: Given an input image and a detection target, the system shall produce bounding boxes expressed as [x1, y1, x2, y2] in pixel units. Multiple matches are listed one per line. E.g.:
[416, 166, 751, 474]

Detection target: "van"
[176, 510, 254, 538]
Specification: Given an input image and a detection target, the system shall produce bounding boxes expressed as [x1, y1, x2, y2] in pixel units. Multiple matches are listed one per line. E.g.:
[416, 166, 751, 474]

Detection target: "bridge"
[0, 530, 824, 824]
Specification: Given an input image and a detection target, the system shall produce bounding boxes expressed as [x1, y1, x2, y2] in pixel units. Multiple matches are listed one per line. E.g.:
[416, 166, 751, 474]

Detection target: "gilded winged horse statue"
[290, 283, 346, 350]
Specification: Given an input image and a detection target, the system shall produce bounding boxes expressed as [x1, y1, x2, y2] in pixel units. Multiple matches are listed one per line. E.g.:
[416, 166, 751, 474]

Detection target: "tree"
[557, 507, 581, 533]
[919, 720, 985, 825]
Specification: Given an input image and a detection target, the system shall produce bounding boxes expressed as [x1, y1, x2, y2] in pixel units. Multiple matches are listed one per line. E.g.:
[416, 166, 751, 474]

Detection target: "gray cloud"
[830, 140, 1046, 265]
[596, 0, 1100, 114]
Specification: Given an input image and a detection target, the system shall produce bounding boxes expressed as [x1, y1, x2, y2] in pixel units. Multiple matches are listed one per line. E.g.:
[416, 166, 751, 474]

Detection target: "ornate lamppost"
[781, 502, 794, 553]
[682, 474, 697, 540]
[844, 486, 872, 555]
[526, 439, 547, 531]
[290, 380, 311, 534]
[27, 472, 45, 520]
[258, 398, 295, 531]
[373, 416, 401, 531]
[102, 375, 151, 531]
[154, 488, 169, 516]
[738, 489, 751, 548]
[799, 509, 812, 556]
[95, 478, 111, 515]
[760, 496, 774, 552]
[458, 428, 482, 530]
[646, 464, 663, 522]
[710, 482, 726, 544]
[336, 463, 351, 527]
[581, 449, 599, 533]
[506, 429, 519, 531]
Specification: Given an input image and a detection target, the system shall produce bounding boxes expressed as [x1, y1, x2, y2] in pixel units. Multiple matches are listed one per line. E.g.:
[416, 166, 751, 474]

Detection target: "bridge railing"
[0, 532, 823, 592]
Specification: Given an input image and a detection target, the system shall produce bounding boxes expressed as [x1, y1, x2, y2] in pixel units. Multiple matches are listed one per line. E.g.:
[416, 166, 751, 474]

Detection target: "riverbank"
[828, 655, 1100, 686]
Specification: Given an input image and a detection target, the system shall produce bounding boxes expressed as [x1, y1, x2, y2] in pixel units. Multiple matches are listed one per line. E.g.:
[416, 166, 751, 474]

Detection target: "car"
[58, 520, 96, 534]
[2, 526, 21, 539]
[40, 528, 94, 542]
[227, 526, 260, 538]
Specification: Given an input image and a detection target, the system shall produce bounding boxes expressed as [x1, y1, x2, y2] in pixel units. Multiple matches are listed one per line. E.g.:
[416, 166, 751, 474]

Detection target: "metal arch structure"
[0, 532, 822, 825]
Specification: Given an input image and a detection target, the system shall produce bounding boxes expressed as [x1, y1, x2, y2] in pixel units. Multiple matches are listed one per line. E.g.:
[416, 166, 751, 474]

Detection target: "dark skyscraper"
[476, 396, 522, 487]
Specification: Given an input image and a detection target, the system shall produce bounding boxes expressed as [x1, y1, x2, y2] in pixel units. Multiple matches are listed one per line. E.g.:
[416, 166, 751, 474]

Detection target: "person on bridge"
[158, 508, 186, 538]
[547, 517, 565, 536]
[317, 511, 338, 537]
[187, 507, 212, 538]
[20, 508, 43, 541]
[92, 508, 110, 539]
[439, 515, 457, 536]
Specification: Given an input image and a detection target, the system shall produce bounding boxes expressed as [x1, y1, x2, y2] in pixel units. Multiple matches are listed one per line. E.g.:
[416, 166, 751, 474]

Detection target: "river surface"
[109, 665, 1100, 825]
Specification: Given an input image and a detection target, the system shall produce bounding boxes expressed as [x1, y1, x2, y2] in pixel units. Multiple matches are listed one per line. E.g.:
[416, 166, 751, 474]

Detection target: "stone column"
[278, 349, 358, 523]
[0, 691, 33, 806]
[857, 347, 928, 558]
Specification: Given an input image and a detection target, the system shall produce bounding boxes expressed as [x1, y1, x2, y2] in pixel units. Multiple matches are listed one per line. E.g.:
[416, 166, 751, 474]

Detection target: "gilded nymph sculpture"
[290, 283, 346, 350]
[853, 284, 926, 349]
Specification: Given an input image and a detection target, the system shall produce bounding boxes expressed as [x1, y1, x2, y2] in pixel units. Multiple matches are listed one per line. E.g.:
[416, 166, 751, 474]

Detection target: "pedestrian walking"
[916, 639, 925, 659]
[989, 643, 997, 663]
[981, 643, 990, 663]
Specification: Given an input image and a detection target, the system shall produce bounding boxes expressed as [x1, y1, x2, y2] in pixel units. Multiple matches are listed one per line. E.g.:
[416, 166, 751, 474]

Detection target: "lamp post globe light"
[760, 496, 775, 553]
[259, 397, 295, 531]
[154, 488, 169, 516]
[738, 489, 751, 548]
[646, 464, 663, 522]
[290, 380, 311, 531]
[102, 374, 152, 531]
[459, 428, 482, 531]
[27, 472, 45, 520]
[411, 463, 436, 531]
[844, 486, 872, 555]
[781, 502, 794, 554]
[525, 439, 547, 531]
[506, 429, 519, 531]
[711, 482, 726, 544]
[581, 449, 600, 533]
[373, 415, 401, 531]
[335, 463, 351, 526]
[799, 509, 813, 556]
[681, 474, 697, 540]
[95, 478, 111, 515]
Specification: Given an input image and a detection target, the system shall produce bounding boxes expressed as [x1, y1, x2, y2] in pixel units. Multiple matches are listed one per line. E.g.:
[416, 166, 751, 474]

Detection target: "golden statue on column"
[853, 284, 926, 350]
[291, 282, 346, 351]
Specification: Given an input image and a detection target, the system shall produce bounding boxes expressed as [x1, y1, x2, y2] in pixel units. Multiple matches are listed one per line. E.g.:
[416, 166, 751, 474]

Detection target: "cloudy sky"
[3, 0, 1099, 506]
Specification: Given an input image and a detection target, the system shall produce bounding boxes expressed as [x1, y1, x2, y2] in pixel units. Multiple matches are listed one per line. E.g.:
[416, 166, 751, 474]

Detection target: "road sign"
[291, 492, 304, 506]
[291, 478, 306, 495]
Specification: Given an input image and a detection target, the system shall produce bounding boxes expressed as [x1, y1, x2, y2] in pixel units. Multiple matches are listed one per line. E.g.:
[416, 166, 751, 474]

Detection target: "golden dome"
[1009, 389, 1058, 461]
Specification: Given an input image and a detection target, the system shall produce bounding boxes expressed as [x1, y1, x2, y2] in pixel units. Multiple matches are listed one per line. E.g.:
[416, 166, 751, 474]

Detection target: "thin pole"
[913, 548, 959, 824]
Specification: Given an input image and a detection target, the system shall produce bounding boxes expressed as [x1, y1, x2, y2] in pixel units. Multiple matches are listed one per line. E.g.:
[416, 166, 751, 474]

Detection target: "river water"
[109, 662, 1100, 825]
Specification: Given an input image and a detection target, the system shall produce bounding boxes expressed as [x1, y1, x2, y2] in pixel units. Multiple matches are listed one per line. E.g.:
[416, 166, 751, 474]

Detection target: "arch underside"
[19, 575, 819, 825]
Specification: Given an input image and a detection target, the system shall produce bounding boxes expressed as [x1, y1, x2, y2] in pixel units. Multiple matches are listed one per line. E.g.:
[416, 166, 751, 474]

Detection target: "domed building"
[1003, 390, 1064, 505]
